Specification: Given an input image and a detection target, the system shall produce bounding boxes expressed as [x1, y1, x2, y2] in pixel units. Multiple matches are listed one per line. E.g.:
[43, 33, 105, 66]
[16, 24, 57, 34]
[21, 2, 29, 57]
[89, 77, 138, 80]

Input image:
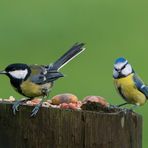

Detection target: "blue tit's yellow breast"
[114, 73, 146, 105]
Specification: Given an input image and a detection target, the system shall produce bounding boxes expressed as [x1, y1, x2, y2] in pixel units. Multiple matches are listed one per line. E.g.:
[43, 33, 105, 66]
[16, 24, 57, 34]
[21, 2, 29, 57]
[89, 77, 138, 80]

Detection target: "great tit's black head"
[0, 63, 30, 80]
[113, 57, 134, 79]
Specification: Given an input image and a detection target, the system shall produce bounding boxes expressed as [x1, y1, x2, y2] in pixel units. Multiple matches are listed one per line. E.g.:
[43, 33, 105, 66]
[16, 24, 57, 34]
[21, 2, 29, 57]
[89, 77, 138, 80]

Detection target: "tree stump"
[0, 103, 142, 148]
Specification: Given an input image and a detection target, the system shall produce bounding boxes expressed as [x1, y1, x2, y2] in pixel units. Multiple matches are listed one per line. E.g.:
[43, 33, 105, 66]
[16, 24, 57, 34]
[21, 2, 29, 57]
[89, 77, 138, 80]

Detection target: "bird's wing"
[29, 65, 63, 84]
[133, 74, 148, 98]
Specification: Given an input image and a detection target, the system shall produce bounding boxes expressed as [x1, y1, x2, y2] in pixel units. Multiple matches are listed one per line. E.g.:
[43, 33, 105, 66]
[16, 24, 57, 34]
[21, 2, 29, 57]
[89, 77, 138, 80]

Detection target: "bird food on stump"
[0, 99, 142, 148]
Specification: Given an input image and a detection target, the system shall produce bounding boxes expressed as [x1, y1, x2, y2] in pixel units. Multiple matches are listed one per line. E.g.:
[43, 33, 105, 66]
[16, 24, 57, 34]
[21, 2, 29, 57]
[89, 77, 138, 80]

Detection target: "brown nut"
[60, 102, 81, 110]
[26, 98, 42, 106]
[76, 101, 82, 108]
[31, 98, 42, 104]
[47, 100, 52, 104]
[68, 103, 79, 110]
[60, 103, 70, 109]
[82, 96, 109, 107]
[51, 93, 78, 105]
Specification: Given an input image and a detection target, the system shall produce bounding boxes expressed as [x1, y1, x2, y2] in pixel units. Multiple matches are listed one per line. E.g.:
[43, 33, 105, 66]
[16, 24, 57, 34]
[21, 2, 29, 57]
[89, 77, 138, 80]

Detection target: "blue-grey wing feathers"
[29, 65, 63, 84]
[133, 74, 148, 98]
[31, 71, 63, 84]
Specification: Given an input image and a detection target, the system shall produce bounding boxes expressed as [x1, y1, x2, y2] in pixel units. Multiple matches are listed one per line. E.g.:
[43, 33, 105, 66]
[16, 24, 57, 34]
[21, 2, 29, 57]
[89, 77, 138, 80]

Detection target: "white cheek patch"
[121, 64, 132, 76]
[113, 69, 119, 78]
[9, 69, 28, 79]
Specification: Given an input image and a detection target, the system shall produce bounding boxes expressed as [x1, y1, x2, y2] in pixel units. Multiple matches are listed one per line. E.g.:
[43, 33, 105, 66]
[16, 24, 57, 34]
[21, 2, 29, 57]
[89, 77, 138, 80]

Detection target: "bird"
[0, 43, 85, 116]
[113, 57, 148, 108]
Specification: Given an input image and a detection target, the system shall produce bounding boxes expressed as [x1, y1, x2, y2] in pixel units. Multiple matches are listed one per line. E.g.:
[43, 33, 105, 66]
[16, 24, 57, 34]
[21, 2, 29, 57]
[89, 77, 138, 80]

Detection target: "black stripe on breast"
[118, 86, 128, 102]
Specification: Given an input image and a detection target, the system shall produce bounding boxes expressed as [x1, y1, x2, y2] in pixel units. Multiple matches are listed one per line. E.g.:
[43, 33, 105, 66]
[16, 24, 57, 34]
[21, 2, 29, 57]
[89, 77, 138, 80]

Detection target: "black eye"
[114, 67, 118, 71]
[12, 68, 16, 71]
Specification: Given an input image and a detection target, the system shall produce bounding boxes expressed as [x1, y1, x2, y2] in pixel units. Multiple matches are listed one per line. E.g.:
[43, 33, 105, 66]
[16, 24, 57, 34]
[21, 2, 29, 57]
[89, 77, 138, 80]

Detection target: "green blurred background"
[0, 0, 148, 146]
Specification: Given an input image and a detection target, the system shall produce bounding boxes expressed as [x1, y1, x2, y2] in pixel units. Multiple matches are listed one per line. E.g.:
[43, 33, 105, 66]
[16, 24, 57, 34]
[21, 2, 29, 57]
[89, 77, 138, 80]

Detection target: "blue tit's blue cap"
[115, 57, 127, 64]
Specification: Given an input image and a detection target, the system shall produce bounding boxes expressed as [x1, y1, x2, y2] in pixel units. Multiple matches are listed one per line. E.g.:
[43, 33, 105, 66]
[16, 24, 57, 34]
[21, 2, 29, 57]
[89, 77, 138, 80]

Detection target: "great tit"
[0, 43, 85, 116]
[113, 57, 148, 108]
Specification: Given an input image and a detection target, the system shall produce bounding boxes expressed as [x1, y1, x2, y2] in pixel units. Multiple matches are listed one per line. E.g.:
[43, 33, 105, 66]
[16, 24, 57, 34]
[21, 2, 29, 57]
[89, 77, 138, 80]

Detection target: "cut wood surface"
[0, 102, 142, 148]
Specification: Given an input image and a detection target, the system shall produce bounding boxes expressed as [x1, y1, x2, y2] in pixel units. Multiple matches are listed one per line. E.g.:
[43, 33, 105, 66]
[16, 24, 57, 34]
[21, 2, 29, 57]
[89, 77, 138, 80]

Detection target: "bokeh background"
[0, 0, 148, 147]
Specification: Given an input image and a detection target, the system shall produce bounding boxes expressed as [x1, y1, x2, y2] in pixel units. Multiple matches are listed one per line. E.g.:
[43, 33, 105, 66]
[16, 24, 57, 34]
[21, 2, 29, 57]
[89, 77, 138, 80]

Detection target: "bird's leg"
[117, 102, 129, 107]
[31, 88, 49, 117]
[111, 102, 130, 113]
[12, 98, 31, 115]
[129, 103, 140, 111]
[109, 103, 129, 110]
[117, 102, 140, 114]
[31, 96, 47, 117]
[109, 104, 119, 109]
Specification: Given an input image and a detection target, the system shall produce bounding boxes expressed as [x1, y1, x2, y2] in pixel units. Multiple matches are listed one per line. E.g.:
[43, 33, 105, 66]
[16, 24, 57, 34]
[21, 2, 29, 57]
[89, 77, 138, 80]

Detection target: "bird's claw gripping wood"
[119, 108, 131, 114]
[109, 104, 119, 109]
[31, 102, 42, 117]
[12, 101, 22, 115]
[129, 104, 140, 111]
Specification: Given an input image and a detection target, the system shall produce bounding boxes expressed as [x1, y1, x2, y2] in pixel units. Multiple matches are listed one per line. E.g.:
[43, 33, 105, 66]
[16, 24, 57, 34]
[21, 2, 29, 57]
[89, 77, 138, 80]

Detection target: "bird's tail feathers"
[48, 43, 85, 70]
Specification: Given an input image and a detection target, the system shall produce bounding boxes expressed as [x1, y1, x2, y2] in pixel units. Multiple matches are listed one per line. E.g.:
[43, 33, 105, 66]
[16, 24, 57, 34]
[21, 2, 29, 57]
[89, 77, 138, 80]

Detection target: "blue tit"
[113, 57, 148, 107]
[0, 43, 85, 116]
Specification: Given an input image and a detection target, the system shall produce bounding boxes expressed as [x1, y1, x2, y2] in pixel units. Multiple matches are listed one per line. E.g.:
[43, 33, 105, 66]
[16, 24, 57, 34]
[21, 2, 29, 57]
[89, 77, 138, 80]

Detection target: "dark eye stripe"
[121, 63, 128, 70]
[121, 64, 126, 70]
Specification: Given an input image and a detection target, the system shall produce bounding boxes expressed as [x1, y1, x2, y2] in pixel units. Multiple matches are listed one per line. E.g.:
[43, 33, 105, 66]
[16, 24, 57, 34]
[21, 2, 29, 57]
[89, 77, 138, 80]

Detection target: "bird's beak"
[0, 70, 7, 74]
[117, 69, 121, 73]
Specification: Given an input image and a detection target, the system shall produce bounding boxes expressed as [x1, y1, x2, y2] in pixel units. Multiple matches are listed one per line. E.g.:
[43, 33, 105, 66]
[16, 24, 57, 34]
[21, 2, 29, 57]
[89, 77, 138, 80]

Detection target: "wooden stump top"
[0, 102, 142, 148]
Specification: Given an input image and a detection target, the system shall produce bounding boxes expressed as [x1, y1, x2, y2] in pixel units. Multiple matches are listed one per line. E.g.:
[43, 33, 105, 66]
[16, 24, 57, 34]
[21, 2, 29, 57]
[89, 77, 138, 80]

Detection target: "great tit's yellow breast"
[20, 80, 52, 98]
[114, 74, 146, 105]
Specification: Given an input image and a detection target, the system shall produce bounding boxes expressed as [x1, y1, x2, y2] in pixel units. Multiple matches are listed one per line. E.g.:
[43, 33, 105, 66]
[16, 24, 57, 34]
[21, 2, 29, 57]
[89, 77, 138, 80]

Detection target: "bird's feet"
[108, 104, 131, 114]
[31, 103, 42, 117]
[129, 104, 139, 111]
[109, 105, 119, 109]
[12, 101, 22, 115]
